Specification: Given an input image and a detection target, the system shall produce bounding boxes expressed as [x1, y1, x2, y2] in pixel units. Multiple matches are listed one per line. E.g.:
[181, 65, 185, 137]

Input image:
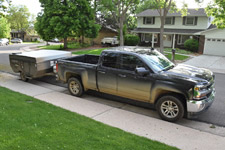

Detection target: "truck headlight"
[193, 85, 208, 100]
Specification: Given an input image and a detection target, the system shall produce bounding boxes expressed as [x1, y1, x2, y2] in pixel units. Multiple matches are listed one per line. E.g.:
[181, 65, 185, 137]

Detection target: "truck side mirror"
[135, 67, 150, 76]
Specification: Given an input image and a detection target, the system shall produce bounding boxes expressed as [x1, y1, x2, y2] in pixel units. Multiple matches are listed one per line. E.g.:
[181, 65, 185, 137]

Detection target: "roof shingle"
[137, 8, 207, 17]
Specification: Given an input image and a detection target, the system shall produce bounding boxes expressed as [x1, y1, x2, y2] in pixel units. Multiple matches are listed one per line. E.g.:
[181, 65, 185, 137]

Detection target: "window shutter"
[194, 17, 198, 25]
[143, 17, 146, 24]
[183, 17, 186, 25]
[153, 17, 155, 24]
[173, 17, 175, 25]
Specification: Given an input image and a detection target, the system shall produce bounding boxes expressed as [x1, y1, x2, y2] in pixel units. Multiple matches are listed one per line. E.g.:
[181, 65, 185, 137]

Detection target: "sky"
[11, 0, 213, 16]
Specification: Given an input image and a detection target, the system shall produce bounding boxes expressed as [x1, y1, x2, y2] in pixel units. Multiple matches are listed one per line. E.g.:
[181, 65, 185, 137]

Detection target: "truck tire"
[156, 95, 184, 122]
[20, 72, 28, 82]
[68, 77, 84, 97]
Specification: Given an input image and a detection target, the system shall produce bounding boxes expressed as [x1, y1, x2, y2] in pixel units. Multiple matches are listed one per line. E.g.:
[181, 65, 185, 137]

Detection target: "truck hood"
[164, 64, 213, 83]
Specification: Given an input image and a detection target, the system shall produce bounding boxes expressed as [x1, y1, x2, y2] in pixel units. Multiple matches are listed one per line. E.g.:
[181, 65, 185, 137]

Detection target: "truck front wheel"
[156, 95, 184, 122]
[68, 77, 84, 97]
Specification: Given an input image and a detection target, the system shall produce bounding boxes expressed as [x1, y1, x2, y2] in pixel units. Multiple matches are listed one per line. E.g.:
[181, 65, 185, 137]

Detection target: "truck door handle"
[98, 71, 106, 74]
[118, 74, 126, 78]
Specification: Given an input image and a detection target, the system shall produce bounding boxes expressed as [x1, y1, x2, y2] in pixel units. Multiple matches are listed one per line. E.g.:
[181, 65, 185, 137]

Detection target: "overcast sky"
[11, 0, 213, 16]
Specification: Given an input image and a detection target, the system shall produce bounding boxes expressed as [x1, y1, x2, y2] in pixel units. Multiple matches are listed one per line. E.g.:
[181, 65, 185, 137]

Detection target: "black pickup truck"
[56, 47, 215, 122]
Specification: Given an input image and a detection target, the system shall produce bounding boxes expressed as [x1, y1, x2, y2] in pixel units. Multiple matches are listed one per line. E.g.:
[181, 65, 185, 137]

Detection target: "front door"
[117, 54, 153, 102]
[163, 34, 172, 47]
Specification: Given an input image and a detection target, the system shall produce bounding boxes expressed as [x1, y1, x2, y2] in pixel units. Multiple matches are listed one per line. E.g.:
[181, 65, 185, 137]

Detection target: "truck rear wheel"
[20, 72, 28, 82]
[68, 77, 84, 97]
[156, 95, 184, 122]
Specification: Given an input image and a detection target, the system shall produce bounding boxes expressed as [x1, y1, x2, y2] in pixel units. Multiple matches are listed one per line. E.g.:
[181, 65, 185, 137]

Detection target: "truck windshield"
[138, 50, 174, 72]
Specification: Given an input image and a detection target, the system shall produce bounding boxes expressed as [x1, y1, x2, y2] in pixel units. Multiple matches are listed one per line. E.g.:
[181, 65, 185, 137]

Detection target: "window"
[217, 39, 221, 42]
[212, 39, 216, 41]
[102, 53, 119, 68]
[178, 35, 190, 44]
[120, 54, 145, 71]
[207, 39, 211, 41]
[142, 33, 158, 43]
[143, 17, 155, 24]
[183, 17, 198, 26]
[165, 17, 175, 25]
[223, 40, 225, 42]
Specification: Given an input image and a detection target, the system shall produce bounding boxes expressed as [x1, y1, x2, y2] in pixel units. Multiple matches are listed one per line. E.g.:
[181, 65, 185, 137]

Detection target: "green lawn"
[165, 53, 189, 61]
[164, 48, 193, 55]
[0, 86, 178, 150]
[73, 48, 189, 61]
[23, 42, 42, 44]
[73, 48, 107, 55]
[38, 43, 90, 50]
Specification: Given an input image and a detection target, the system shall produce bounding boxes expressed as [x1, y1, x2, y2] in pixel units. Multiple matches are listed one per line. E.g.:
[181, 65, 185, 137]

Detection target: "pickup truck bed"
[64, 55, 99, 64]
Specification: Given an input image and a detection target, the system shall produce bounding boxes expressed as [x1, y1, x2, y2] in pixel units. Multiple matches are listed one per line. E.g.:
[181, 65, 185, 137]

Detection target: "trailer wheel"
[20, 72, 28, 82]
[68, 77, 84, 97]
[156, 95, 184, 122]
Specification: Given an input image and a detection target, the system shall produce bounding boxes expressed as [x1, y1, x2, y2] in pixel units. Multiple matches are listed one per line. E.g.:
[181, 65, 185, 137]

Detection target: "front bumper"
[187, 89, 215, 116]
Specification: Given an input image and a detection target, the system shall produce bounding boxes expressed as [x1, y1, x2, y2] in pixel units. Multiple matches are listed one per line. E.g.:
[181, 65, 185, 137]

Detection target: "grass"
[73, 48, 189, 61]
[166, 53, 189, 61]
[73, 48, 106, 55]
[164, 48, 193, 55]
[0, 86, 178, 150]
[38, 43, 90, 50]
[23, 41, 42, 44]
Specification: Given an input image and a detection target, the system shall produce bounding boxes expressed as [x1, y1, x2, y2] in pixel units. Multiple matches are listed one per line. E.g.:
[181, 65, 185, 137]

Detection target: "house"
[87, 26, 118, 45]
[11, 30, 26, 41]
[132, 8, 225, 56]
[11, 29, 40, 42]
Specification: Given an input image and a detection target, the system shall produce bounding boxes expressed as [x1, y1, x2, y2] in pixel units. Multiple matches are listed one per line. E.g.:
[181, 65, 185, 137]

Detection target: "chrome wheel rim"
[161, 101, 179, 118]
[70, 81, 80, 95]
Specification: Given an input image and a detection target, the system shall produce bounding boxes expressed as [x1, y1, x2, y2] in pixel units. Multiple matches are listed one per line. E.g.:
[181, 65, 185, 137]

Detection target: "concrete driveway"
[183, 55, 225, 74]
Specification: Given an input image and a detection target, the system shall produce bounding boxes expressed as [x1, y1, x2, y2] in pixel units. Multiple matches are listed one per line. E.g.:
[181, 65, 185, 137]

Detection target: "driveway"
[183, 55, 225, 74]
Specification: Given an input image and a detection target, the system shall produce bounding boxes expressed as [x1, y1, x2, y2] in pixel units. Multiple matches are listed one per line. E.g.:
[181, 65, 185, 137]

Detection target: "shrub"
[184, 39, 199, 52]
[124, 34, 140, 46]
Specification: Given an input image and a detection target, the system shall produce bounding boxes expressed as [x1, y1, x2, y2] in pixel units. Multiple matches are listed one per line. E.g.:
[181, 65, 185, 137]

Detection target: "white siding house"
[133, 8, 225, 56]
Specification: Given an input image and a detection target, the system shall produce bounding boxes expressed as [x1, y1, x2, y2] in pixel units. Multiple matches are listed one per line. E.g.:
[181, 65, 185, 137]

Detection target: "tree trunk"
[82, 36, 84, 44]
[119, 18, 124, 46]
[159, 16, 165, 54]
[64, 37, 68, 49]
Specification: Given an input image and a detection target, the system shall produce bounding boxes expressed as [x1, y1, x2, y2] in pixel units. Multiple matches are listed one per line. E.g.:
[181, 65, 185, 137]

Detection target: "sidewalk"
[183, 55, 225, 74]
[0, 72, 224, 150]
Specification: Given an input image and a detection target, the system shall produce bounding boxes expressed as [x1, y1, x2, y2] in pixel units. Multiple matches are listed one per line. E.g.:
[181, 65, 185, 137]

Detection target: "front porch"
[132, 28, 205, 53]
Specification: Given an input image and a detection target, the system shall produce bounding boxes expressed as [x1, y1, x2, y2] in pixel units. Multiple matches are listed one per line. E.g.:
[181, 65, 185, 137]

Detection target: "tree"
[37, 0, 99, 49]
[155, 0, 174, 54]
[6, 5, 30, 32]
[206, 0, 225, 28]
[101, 0, 139, 46]
[35, 13, 55, 45]
[0, 0, 10, 16]
[0, 17, 10, 38]
[136, 0, 157, 14]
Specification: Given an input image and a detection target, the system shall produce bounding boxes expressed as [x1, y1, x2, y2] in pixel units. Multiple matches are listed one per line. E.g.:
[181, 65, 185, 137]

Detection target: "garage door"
[204, 38, 225, 56]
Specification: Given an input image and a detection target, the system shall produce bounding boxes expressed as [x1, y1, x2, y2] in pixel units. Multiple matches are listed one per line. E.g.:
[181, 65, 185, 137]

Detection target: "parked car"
[11, 38, 23, 43]
[55, 47, 215, 122]
[0, 38, 9, 46]
[51, 38, 60, 43]
[101, 36, 119, 46]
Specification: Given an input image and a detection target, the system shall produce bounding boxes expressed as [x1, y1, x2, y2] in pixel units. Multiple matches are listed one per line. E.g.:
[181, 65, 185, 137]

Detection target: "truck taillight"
[56, 63, 58, 72]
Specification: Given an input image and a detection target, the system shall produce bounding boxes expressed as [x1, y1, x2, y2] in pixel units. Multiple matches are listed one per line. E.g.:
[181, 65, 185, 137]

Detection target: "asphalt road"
[1, 44, 225, 127]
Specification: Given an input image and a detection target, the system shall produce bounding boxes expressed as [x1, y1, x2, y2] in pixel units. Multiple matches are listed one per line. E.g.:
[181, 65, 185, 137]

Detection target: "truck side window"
[102, 53, 119, 69]
[120, 54, 145, 71]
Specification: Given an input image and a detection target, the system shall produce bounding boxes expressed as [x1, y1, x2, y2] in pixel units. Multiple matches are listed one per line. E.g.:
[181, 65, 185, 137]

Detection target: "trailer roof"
[17, 50, 71, 63]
